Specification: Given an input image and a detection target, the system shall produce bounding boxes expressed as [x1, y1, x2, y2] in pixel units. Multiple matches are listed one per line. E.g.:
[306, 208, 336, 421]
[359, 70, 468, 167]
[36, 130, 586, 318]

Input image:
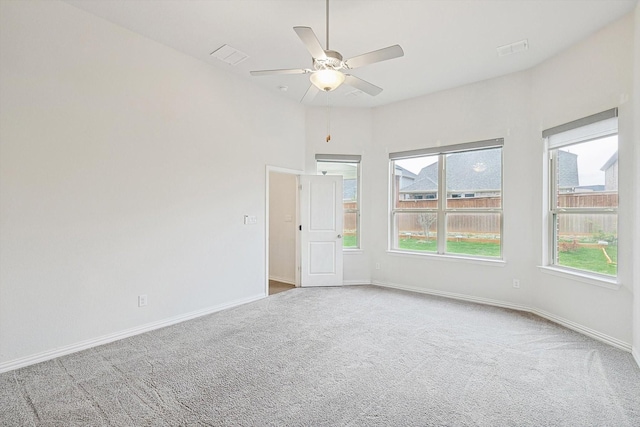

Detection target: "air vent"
[345, 89, 364, 97]
[497, 39, 529, 57]
[210, 44, 249, 66]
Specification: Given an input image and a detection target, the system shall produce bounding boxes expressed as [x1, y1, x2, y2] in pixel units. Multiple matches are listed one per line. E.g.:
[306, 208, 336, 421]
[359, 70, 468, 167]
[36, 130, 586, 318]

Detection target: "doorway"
[266, 167, 300, 295]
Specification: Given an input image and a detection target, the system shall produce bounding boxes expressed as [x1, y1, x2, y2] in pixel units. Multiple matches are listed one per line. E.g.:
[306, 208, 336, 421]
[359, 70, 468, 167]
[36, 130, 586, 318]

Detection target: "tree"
[418, 213, 436, 241]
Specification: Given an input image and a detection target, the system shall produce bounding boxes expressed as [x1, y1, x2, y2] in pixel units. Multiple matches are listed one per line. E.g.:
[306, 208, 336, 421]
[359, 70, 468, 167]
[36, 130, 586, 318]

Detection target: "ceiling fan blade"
[301, 84, 320, 103]
[293, 26, 327, 60]
[344, 75, 383, 96]
[250, 68, 310, 76]
[345, 45, 404, 69]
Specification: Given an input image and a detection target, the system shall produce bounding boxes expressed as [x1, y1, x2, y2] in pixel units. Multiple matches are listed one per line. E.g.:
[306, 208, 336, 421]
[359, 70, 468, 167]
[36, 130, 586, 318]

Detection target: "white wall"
[1, 0, 637, 370]
[365, 13, 636, 346]
[530, 14, 635, 345]
[268, 172, 297, 284]
[0, 1, 305, 367]
[369, 71, 535, 307]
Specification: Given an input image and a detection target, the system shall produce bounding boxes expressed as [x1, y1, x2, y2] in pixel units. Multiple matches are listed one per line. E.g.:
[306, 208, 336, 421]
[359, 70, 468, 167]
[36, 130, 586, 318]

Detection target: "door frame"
[265, 165, 303, 296]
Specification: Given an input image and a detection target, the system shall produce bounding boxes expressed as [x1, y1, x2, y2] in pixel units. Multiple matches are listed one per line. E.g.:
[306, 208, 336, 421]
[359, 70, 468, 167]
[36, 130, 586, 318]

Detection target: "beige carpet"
[1, 285, 639, 426]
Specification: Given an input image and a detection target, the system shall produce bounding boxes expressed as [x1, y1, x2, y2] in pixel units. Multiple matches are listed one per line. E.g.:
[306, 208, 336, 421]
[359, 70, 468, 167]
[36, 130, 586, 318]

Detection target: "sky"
[560, 135, 618, 186]
[396, 156, 437, 175]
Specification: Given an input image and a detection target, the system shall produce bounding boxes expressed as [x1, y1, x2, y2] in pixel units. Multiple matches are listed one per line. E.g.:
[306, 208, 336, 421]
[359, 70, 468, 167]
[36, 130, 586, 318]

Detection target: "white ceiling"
[64, 0, 637, 108]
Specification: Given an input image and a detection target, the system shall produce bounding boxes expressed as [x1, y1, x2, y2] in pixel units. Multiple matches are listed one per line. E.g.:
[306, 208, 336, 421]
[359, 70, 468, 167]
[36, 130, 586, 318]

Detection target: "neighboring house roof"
[400, 149, 501, 193]
[399, 149, 580, 194]
[600, 151, 618, 171]
[558, 150, 579, 189]
[400, 166, 438, 192]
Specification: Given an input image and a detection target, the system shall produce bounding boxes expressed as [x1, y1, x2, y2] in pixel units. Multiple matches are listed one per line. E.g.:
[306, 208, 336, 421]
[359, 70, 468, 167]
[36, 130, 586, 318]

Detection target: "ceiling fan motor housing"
[314, 50, 344, 70]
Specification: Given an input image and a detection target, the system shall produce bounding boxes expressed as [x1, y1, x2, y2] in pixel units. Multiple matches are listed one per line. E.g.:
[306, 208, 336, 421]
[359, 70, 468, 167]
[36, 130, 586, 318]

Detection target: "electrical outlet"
[138, 294, 148, 307]
[375, 262, 381, 270]
[512, 279, 520, 289]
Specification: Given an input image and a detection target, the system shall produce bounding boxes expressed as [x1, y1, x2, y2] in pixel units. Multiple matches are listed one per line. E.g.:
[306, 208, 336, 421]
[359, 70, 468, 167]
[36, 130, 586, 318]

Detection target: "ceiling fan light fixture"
[310, 69, 345, 92]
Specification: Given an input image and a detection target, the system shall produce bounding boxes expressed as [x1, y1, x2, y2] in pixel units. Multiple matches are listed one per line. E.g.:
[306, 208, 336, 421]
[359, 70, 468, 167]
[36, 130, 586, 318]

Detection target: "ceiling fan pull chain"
[326, 92, 331, 142]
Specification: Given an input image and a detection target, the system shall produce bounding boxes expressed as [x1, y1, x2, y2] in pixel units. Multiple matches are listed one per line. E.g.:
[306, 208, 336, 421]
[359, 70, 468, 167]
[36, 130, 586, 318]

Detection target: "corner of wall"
[632, 1, 640, 367]
[633, 346, 640, 369]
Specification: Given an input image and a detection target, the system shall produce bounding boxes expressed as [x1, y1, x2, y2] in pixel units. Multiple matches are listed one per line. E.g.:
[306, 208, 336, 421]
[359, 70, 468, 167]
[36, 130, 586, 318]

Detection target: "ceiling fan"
[250, 0, 404, 102]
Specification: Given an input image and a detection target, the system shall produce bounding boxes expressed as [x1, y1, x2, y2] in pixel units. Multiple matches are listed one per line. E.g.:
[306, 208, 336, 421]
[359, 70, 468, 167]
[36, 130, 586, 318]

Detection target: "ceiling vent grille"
[210, 44, 249, 65]
[497, 39, 529, 57]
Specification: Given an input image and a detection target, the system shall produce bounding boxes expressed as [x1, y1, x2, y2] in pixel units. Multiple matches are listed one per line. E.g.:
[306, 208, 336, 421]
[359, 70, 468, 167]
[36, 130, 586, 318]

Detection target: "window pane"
[446, 148, 501, 208]
[317, 161, 358, 203]
[445, 213, 501, 257]
[394, 212, 437, 252]
[555, 136, 618, 208]
[393, 156, 438, 209]
[317, 160, 359, 248]
[343, 211, 358, 248]
[555, 213, 617, 276]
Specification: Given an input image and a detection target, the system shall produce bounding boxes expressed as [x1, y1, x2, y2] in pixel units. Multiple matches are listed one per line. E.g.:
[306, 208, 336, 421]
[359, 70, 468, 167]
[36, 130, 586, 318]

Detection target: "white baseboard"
[3, 282, 634, 373]
[0, 293, 265, 374]
[373, 280, 632, 353]
[530, 308, 631, 352]
[269, 275, 295, 285]
[343, 279, 372, 286]
[374, 280, 530, 312]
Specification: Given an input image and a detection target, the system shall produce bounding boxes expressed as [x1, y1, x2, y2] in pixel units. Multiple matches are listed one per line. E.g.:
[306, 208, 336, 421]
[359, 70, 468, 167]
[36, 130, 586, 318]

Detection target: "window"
[544, 109, 618, 278]
[316, 154, 361, 249]
[390, 139, 503, 259]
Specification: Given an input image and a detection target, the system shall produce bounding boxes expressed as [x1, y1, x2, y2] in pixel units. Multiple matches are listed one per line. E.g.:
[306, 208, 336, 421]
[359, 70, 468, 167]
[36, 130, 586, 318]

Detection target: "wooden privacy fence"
[557, 192, 617, 208]
[557, 192, 618, 236]
[341, 192, 618, 237]
[394, 197, 501, 235]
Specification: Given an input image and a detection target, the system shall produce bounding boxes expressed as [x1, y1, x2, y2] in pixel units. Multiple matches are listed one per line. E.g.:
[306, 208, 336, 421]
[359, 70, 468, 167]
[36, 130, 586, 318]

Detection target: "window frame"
[543, 108, 619, 281]
[315, 154, 361, 250]
[389, 139, 504, 260]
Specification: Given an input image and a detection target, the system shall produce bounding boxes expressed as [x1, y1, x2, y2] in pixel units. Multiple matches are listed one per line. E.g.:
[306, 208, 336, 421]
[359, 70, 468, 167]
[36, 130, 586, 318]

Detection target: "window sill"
[343, 249, 364, 255]
[538, 266, 620, 290]
[386, 250, 506, 267]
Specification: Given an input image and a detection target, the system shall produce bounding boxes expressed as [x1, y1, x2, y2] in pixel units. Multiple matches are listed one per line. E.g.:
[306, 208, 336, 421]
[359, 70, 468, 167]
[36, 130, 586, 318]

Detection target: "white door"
[300, 175, 343, 287]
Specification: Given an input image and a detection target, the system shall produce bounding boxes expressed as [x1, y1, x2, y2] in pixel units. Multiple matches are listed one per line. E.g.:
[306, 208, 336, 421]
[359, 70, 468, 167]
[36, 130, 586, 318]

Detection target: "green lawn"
[398, 238, 437, 252]
[558, 245, 617, 276]
[397, 238, 500, 257]
[396, 237, 617, 275]
[343, 235, 357, 248]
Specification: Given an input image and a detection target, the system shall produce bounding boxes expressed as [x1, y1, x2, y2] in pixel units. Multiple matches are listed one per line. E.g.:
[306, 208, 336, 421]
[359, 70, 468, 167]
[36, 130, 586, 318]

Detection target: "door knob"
[337, 234, 342, 238]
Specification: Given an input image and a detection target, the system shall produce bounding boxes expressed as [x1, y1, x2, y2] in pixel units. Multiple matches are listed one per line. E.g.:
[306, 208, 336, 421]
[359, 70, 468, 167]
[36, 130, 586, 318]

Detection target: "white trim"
[0, 294, 265, 374]
[389, 138, 504, 159]
[531, 308, 630, 352]
[265, 165, 304, 296]
[386, 250, 506, 267]
[315, 153, 362, 162]
[374, 280, 528, 312]
[343, 279, 372, 286]
[538, 266, 620, 290]
[269, 275, 296, 285]
[343, 249, 364, 255]
[373, 280, 631, 353]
